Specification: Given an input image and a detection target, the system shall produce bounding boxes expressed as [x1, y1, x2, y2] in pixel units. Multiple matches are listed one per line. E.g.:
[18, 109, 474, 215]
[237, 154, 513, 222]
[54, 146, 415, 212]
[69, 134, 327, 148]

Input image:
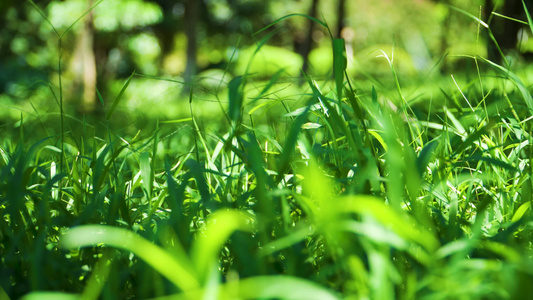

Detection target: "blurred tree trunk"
[335, 0, 346, 38]
[81, 0, 97, 113]
[184, 0, 199, 89]
[71, 0, 97, 114]
[300, 0, 319, 75]
[484, 0, 523, 63]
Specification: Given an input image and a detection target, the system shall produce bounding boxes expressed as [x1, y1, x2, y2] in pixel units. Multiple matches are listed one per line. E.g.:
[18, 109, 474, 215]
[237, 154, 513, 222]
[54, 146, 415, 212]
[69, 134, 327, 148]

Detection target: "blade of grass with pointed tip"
[61, 225, 199, 291]
[523, 0, 533, 34]
[275, 101, 311, 184]
[478, 57, 533, 113]
[106, 71, 135, 120]
[228, 76, 243, 124]
[333, 38, 347, 102]
[140, 152, 153, 201]
[184, 159, 210, 205]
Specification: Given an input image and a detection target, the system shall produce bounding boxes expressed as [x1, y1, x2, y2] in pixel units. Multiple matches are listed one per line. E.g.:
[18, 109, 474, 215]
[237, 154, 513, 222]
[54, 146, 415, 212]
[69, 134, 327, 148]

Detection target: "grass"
[2, 2, 533, 300]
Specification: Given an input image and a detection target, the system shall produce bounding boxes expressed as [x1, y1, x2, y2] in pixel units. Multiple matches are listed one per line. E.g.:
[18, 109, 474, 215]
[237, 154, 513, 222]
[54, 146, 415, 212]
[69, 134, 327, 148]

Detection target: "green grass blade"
[275, 101, 311, 184]
[233, 276, 340, 300]
[140, 152, 153, 201]
[452, 121, 496, 156]
[523, 0, 533, 34]
[228, 76, 243, 124]
[333, 38, 347, 102]
[21, 292, 79, 300]
[417, 138, 439, 177]
[191, 210, 253, 283]
[61, 225, 200, 291]
[478, 56, 533, 113]
[253, 14, 328, 36]
[60, 0, 104, 39]
[28, 0, 60, 38]
[106, 71, 135, 120]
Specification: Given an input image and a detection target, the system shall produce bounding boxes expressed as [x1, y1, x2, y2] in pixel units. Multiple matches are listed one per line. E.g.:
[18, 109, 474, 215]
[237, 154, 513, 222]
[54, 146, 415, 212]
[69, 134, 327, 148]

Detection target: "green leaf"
[61, 225, 199, 291]
[140, 152, 153, 200]
[191, 210, 253, 283]
[523, 0, 533, 35]
[106, 71, 135, 120]
[511, 201, 531, 223]
[228, 76, 243, 123]
[333, 38, 347, 102]
[417, 138, 439, 177]
[21, 292, 80, 300]
[234, 276, 340, 300]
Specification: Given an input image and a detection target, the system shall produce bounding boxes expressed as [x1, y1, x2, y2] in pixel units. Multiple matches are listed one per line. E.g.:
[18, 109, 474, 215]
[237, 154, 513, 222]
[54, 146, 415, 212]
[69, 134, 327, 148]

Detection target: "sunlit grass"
[2, 2, 533, 300]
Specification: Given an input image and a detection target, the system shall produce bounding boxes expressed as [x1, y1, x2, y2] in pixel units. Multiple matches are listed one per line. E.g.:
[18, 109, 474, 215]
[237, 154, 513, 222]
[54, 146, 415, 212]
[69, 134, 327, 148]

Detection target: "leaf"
[106, 71, 135, 120]
[302, 122, 322, 129]
[190, 210, 253, 283]
[511, 201, 531, 223]
[254, 14, 328, 37]
[228, 76, 243, 123]
[333, 38, 347, 102]
[20, 292, 80, 300]
[417, 138, 439, 177]
[234, 276, 340, 300]
[452, 121, 496, 156]
[464, 154, 517, 173]
[478, 57, 533, 113]
[184, 159, 211, 204]
[61, 225, 199, 291]
[140, 152, 153, 200]
[523, 0, 533, 35]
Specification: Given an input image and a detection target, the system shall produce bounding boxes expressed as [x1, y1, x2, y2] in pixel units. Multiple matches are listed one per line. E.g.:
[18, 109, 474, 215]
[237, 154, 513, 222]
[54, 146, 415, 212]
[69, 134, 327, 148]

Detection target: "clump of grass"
[2, 2, 533, 300]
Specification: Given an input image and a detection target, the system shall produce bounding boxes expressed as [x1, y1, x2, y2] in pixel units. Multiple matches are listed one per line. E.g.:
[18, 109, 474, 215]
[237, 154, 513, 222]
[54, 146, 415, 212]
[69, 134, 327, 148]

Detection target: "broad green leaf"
[21, 292, 79, 300]
[339, 196, 439, 252]
[511, 201, 531, 223]
[234, 276, 340, 300]
[61, 225, 199, 291]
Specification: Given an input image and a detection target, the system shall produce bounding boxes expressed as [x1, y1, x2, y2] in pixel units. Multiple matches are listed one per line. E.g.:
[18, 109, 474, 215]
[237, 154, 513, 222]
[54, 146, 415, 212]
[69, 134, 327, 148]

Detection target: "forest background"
[1, 0, 531, 126]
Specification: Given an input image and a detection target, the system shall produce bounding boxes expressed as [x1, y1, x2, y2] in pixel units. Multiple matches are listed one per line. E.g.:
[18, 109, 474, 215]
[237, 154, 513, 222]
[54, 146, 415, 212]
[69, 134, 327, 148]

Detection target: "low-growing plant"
[1, 1, 533, 300]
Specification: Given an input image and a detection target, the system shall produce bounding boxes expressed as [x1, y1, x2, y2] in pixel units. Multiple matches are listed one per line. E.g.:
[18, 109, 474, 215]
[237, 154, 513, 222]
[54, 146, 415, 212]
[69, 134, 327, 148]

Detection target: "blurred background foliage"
[0, 0, 531, 125]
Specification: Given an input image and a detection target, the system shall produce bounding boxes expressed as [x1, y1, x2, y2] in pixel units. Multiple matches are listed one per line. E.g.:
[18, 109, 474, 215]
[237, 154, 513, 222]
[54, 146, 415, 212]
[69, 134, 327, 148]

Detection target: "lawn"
[2, 2, 533, 299]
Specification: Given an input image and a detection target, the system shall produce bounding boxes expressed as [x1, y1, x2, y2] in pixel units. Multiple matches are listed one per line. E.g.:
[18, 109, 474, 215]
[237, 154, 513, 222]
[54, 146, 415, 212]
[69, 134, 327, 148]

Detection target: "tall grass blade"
[478, 56, 533, 113]
[253, 14, 328, 36]
[523, 0, 533, 34]
[228, 76, 243, 124]
[106, 71, 135, 120]
[333, 38, 347, 102]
